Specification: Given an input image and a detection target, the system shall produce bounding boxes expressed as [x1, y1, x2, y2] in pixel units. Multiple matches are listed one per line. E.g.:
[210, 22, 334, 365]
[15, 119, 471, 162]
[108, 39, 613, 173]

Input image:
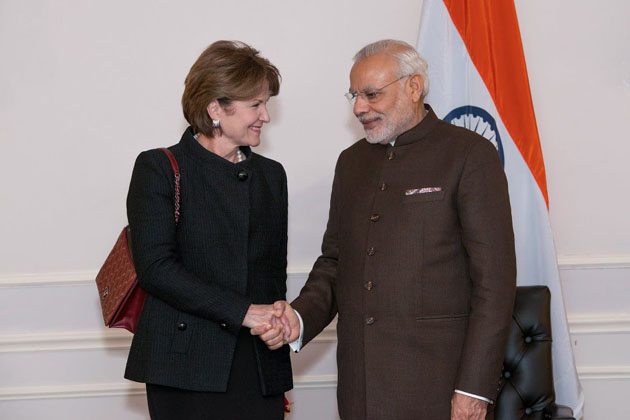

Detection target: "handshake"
[243, 301, 301, 350]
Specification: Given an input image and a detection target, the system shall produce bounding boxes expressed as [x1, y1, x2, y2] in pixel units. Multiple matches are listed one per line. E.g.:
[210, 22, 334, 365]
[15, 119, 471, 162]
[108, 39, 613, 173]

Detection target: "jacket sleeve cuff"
[454, 389, 493, 404]
[288, 310, 305, 352]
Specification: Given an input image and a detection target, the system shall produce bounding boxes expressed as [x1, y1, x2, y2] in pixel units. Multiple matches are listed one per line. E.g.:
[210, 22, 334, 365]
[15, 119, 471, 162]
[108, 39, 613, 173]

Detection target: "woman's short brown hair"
[182, 40, 281, 137]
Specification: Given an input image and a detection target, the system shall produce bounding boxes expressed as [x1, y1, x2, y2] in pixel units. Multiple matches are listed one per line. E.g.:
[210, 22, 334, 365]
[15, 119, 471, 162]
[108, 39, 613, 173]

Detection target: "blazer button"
[379, 182, 387, 191]
[387, 150, 395, 160]
[367, 247, 375, 256]
[370, 214, 380, 222]
[365, 316, 375, 325]
[177, 322, 187, 331]
[364, 281, 374, 291]
[237, 170, 248, 181]
[220, 322, 228, 329]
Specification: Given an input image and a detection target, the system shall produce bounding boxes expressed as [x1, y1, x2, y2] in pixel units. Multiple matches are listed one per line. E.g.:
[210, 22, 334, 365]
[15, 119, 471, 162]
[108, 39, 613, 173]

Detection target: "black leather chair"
[494, 286, 575, 419]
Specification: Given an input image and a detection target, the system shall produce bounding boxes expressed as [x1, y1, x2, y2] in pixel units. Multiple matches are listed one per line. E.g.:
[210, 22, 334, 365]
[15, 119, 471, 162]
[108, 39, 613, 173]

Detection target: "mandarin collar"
[391, 104, 439, 147]
[180, 127, 253, 167]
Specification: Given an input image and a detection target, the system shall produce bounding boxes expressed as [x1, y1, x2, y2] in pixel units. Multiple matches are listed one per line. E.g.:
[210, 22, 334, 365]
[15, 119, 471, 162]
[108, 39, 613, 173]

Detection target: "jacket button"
[364, 281, 374, 291]
[237, 170, 248, 181]
[177, 322, 187, 331]
[367, 247, 375, 256]
[503, 371, 511, 379]
[524, 336, 532, 343]
[387, 150, 395, 160]
[220, 322, 227, 329]
[365, 317, 375, 325]
[370, 214, 380, 222]
[379, 182, 387, 191]
[525, 407, 532, 415]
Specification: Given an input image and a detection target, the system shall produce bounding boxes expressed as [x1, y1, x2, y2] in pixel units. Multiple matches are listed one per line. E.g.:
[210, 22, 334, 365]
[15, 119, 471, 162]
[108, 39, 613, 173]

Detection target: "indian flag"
[417, 0, 584, 416]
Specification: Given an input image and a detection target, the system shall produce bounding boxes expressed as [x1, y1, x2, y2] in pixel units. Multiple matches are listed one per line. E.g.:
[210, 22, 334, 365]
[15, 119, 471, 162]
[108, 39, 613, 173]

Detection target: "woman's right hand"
[248, 301, 300, 350]
[244, 304, 286, 350]
[242, 303, 282, 330]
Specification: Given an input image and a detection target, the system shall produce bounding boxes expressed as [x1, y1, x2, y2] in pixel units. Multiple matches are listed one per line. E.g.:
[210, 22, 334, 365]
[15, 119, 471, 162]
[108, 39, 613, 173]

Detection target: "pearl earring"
[212, 119, 220, 128]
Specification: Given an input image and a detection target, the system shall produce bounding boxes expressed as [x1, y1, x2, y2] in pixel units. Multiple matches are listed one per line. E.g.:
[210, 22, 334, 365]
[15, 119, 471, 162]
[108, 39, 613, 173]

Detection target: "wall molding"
[0, 325, 337, 354]
[0, 329, 132, 353]
[0, 311, 626, 353]
[0, 271, 96, 288]
[0, 375, 338, 402]
[0, 382, 146, 401]
[568, 314, 630, 335]
[557, 254, 630, 270]
[0, 313, 626, 352]
[2, 367, 629, 402]
[0, 270, 310, 288]
[2, 255, 629, 288]
[577, 366, 630, 381]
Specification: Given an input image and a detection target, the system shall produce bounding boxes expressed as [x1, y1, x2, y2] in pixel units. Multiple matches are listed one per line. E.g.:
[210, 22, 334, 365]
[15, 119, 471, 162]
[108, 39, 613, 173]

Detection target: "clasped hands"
[243, 301, 300, 350]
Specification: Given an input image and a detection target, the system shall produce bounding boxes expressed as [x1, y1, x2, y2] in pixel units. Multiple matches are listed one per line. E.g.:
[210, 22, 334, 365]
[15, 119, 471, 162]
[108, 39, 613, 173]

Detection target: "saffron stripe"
[443, 0, 549, 206]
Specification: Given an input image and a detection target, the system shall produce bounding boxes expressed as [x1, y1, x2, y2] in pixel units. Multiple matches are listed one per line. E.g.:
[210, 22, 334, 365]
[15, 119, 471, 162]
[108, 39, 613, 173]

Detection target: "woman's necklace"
[194, 133, 245, 163]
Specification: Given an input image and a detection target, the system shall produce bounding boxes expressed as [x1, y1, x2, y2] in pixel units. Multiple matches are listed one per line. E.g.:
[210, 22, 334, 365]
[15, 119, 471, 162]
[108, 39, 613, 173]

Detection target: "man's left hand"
[451, 393, 488, 420]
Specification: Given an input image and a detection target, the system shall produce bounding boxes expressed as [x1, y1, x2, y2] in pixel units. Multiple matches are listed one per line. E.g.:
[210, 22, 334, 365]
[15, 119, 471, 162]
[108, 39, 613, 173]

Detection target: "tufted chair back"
[494, 286, 575, 420]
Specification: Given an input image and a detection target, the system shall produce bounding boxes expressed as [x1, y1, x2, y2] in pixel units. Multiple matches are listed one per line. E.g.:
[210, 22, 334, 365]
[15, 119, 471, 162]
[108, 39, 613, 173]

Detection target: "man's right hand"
[250, 301, 300, 350]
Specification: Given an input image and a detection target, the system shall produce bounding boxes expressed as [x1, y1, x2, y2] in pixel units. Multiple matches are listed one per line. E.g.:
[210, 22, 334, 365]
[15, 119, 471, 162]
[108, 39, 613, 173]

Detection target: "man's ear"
[408, 74, 424, 103]
[207, 100, 221, 120]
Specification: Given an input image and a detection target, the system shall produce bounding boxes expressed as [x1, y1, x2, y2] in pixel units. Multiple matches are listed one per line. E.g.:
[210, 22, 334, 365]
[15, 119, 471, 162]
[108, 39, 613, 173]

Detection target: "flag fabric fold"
[417, 0, 583, 417]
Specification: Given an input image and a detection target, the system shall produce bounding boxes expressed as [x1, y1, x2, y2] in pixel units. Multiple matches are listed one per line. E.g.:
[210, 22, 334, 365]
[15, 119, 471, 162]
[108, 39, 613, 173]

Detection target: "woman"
[124, 41, 292, 420]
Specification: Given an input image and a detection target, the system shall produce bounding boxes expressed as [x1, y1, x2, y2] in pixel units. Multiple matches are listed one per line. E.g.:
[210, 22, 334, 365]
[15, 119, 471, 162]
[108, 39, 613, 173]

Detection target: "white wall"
[1, 0, 629, 419]
[516, 0, 630, 257]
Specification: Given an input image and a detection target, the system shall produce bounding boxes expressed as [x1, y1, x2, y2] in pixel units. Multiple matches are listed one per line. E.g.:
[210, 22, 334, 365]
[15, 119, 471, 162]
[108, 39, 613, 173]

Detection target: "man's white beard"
[362, 98, 415, 145]
[365, 123, 395, 144]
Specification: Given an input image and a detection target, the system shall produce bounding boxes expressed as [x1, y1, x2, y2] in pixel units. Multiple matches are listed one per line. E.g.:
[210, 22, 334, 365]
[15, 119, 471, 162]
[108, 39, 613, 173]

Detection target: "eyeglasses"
[344, 75, 410, 104]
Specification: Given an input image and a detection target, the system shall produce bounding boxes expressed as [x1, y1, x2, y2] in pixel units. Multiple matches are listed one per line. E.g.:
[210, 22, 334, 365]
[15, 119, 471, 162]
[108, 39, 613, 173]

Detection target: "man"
[255, 39, 516, 420]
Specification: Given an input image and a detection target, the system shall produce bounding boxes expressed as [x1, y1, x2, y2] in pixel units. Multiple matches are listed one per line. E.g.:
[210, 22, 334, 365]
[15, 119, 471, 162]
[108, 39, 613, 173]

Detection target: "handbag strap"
[159, 148, 181, 224]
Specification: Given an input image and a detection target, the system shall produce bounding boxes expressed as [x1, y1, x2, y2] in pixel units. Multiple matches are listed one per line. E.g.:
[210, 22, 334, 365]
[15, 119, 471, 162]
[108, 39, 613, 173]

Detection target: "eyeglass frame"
[344, 74, 412, 104]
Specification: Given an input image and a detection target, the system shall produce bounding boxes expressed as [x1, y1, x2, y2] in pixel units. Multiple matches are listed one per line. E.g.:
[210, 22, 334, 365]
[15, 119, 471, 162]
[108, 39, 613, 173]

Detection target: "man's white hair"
[353, 39, 429, 97]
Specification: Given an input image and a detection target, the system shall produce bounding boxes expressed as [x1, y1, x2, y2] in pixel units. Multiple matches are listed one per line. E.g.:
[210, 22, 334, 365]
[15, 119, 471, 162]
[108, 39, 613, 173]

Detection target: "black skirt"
[146, 329, 284, 420]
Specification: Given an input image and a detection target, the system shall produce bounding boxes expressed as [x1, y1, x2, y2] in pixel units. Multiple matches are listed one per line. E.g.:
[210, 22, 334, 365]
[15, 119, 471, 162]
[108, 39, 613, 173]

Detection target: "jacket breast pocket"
[402, 189, 445, 203]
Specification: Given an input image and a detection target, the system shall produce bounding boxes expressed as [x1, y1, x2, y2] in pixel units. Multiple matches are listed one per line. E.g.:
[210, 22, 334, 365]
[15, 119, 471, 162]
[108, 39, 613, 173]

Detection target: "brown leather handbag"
[95, 148, 180, 333]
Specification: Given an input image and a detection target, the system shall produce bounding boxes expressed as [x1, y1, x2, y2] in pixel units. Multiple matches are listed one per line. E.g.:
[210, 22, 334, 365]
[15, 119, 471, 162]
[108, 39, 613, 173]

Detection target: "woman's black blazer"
[124, 128, 292, 395]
